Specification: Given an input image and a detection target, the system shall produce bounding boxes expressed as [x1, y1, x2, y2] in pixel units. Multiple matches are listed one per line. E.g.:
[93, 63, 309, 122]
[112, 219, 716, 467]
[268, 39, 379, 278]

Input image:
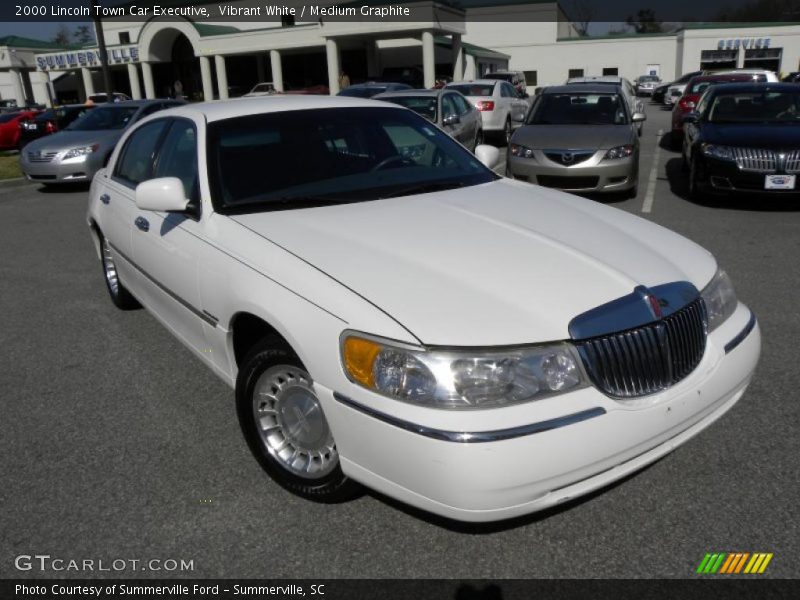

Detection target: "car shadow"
[665, 157, 800, 211]
[34, 182, 90, 194]
[364, 458, 664, 534]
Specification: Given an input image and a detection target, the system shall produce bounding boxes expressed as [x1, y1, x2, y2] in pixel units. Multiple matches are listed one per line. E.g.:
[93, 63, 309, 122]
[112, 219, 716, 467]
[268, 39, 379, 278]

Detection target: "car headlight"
[62, 144, 99, 162]
[701, 143, 735, 161]
[509, 143, 535, 159]
[603, 145, 634, 160]
[701, 268, 738, 333]
[341, 333, 587, 409]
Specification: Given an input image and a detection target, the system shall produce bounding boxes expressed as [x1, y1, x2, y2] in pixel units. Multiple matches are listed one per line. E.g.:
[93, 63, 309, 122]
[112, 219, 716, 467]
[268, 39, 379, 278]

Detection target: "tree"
[626, 9, 664, 34]
[570, 0, 595, 36]
[73, 25, 94, 45]
[52, 24, 72, 47]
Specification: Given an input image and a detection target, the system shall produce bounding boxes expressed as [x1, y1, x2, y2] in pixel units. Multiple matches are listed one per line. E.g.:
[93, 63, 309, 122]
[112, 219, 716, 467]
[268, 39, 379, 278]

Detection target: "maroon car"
[671, 73, 764, 148]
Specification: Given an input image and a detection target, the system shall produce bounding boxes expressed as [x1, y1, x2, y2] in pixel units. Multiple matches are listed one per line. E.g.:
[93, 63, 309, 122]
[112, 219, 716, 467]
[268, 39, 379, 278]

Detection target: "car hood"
[702, 123, 800, 148]
[512, 124, 633, 150]
[231, 180, 716, 346]
[24, 129, 122, 153]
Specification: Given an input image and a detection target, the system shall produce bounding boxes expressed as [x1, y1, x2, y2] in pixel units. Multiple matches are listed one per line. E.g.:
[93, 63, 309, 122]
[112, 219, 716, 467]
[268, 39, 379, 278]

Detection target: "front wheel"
[100, 235, 140, 310]
[236, 338, 361, 503]
[688, 156, 705, 202]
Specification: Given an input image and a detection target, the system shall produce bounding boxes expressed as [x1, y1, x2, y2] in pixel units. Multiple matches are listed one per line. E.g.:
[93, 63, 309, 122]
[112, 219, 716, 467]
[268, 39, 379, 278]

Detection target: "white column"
[80, 67, 95, 98]
[9, 69, 26, 105]
[270, 50, 284, 92]
[422, 31, 435, 89]
[141, 62, 155, 99]
[366, 40, 380, 79]
[452, 34, 464, 82]
[32, 70, 52, 107]
[326, 38, 341, 95]
[465, 54, 477, 81]
[127, 63, 142, 100]
[215, 55, 229, 100]
[200, 56, 213, 101]
[256, 53, 266, 82]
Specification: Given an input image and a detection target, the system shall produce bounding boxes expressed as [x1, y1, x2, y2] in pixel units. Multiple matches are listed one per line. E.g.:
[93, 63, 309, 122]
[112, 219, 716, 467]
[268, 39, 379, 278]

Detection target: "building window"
[281, 15, 295, 27]
[602, 67, 618, 76]
[119, 32, 130, 44]
[524, 70, 538, 86]
[568, 68, 584, 78]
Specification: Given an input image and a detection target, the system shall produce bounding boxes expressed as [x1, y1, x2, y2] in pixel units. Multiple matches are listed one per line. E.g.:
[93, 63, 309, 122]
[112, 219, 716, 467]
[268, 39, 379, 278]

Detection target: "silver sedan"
[20, 99, 184, 186]
[507, 84, 646, 196]
[373, 88, 484, 151]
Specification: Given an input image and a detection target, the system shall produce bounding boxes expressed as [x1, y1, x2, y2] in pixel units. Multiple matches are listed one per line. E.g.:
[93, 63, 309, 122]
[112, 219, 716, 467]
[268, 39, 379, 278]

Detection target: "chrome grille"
[786, 150, 800, 173]
[575, 299, 707, 398]
[732, 147, 776, 172]
[27, 150, 58, 163]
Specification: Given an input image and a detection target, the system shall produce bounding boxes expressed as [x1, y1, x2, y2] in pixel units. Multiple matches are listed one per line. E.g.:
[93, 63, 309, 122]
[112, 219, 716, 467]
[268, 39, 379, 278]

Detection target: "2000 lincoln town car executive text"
[86, 96, 760, 522]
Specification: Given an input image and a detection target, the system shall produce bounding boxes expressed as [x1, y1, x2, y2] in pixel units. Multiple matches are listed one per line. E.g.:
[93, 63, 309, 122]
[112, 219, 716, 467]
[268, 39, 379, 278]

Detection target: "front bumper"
[695, 155, 800, 195]
[507, 150, 637, 193]
[320, 303, 760, 522]
[20, 152, 102, 183]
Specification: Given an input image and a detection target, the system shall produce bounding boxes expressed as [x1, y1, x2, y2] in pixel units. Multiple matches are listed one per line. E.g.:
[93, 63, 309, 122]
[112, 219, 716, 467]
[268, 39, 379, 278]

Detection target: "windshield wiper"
[379, 180, 467, 199]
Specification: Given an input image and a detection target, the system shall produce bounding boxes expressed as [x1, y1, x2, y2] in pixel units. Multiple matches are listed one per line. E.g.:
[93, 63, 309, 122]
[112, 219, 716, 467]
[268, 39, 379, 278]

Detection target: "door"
[102, 119, 172, 296]
[130, 117, 208, 354]
[501, 82, 528, 124]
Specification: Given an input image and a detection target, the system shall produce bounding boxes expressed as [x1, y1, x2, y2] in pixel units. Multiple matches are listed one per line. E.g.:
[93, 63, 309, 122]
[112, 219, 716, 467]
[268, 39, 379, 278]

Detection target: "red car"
[671, 73, 762, 148]
[0, 110, 39, 150]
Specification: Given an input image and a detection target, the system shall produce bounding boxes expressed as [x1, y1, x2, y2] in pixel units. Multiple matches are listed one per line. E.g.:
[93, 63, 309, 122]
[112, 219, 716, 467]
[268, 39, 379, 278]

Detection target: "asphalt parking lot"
[1, 102, 798, 580]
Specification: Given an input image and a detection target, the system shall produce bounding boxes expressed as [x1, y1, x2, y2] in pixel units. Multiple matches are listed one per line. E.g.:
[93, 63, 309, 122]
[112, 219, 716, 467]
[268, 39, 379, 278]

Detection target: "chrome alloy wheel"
[102, 237, 119, 296]
[252, 365, 338, 479]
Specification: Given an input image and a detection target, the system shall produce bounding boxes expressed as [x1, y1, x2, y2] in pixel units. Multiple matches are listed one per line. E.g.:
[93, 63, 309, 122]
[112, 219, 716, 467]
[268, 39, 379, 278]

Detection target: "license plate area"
[765, 174, 796, 190]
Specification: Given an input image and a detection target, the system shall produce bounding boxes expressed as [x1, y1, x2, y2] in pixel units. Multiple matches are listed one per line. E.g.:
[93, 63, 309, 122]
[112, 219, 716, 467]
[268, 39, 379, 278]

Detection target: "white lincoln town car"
[87, 96, 760, 522]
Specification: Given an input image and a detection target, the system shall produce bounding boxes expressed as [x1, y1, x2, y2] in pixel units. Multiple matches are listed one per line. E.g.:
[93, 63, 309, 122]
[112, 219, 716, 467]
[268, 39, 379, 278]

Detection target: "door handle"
[134, 216, 149, 232]
[100, 193, 110, 205]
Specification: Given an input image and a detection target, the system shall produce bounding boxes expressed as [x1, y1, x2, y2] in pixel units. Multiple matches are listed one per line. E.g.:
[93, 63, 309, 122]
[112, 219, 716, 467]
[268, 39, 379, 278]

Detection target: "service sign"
[717, 37, 772, 50]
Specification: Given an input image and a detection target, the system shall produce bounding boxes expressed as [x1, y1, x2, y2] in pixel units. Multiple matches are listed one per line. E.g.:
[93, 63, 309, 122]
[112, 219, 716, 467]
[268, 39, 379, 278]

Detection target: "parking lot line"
[642, 129, 664, 214]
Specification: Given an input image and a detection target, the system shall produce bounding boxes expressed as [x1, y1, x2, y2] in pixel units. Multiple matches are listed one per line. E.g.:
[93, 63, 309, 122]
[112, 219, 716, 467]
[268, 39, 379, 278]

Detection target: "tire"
[688, 156, 705, 202]
[236, 337, 361, 503]
[100, 234, 140, 310]
[670, 130, 682, 151]
[502, 118, 512, 146]
[475, 128, 484, 150]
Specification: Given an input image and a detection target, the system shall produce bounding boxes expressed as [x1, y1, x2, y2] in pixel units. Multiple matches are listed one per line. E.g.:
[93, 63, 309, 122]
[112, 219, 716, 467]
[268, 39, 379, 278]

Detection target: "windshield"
[0, 113, 20, 123]
[529, 92, 628, 125]
[708, 90, 800, 123]
[379, 96, 437, 121]
[447, 84, 493, 97]
[66, 106, 137, 131]
[207, 107, 494, 213]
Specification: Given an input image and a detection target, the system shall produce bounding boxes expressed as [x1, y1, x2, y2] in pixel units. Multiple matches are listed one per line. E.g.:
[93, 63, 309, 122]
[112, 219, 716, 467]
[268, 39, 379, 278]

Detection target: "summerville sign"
[36, 47, 139, 71]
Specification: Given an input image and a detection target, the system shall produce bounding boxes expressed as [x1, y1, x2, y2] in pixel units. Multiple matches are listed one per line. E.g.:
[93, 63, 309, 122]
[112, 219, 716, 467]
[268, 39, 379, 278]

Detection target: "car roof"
[374, 88, 442, 98]
[706, 82, 799, 93]
[345, 81, 408, 88]
[568, 76, 623, 84]
[159, 95, 405, 123]
[448, 79, 499, 86]
[688, 74, 762, 84]
[544, 84, 622, 94]
[94, 99, 173, 108]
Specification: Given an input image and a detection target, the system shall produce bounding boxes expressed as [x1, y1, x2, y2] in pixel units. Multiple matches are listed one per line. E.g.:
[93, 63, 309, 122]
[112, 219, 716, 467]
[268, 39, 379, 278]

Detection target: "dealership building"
[1, 0, 798, 107]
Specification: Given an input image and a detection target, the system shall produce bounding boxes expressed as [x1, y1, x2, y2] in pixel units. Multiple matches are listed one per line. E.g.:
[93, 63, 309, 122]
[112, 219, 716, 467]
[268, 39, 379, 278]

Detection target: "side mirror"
[475, 144, 500, 169]
[682, 112, 700, 124]
[443, 114, 460, 126]
[135, 177, 190, 212]
[632, 112, 647, 123]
